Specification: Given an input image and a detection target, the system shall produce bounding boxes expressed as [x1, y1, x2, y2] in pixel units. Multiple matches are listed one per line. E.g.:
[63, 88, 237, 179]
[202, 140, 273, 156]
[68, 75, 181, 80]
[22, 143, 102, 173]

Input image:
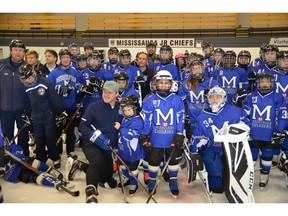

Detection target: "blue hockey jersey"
[118, 115, 145, 162]
[178, 78, 220, 126]
[154, 62, 180, 82]
[141, 93, 185, 148]
[191, 104, 249, 153]
[212, 66, 248, 104]
[270, 69, 288, 105]
[48, 66, 81, 110]
[243, 90, 287, 141]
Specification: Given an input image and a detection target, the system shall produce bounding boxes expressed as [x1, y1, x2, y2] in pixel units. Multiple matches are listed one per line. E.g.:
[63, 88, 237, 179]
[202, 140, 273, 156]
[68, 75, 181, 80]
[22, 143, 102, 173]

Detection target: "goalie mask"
[114, 72, 129, 92]
[87, 52, 101, 72]
[237, 50, 251, 68]
[120, 94, 141, 118]
[263, 44, 279, 68]
[222, 50, 236, 70]
[155, 70, 173, 96]
[256, 72, 274, 94]
[276, 51, 288, 74]
[190, 60, 204, 80]
[207, 86, 227, 113]
[108, 47, 119, 64]
[159, 45, 173, 65]
[18, 64, 37, 87]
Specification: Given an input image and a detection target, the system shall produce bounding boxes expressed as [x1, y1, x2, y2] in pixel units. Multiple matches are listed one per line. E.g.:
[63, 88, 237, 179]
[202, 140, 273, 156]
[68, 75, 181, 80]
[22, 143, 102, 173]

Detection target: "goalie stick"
[4, 146, 79, 197]
[214, 123, 255, 203]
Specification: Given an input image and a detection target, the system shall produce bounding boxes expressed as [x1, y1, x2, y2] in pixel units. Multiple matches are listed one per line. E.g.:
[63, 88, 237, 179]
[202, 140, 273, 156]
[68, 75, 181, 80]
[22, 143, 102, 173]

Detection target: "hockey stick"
[108, 147, 157, 204]
[9, 122, 30, 145]
[136, 70, 142, 106]
[116, 159, 129, 203]
[56, 95, 87, 147]
[146, 147, 176, 203]
[4, 145, 79, 197]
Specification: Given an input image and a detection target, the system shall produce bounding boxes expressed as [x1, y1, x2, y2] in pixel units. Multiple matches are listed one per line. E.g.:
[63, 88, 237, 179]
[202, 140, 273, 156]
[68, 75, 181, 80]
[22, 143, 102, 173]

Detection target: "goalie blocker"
[214, 122, 255, 203]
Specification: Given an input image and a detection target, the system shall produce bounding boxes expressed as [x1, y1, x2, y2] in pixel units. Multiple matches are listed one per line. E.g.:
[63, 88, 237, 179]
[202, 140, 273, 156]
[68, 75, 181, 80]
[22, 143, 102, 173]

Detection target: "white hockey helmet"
[155, 70, 173, 96]
[207, 86, 227, 112]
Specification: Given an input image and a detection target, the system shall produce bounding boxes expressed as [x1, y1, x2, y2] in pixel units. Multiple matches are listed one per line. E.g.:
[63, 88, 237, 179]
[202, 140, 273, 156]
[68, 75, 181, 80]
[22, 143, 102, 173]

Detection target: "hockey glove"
[272, 130, 287, 145]
[171, 134, 185, 149]
[55, 111, 68, 128]
[21, 113, 32, 126]
[140, 134, 152, 152]
[134, 76, 145, 90]
[55, 85, 73, 97]
[89, 76, 104, 91]
[79, 85, 95, 96]
[89, 130, 111, 152]
[232, 88, 247, 108]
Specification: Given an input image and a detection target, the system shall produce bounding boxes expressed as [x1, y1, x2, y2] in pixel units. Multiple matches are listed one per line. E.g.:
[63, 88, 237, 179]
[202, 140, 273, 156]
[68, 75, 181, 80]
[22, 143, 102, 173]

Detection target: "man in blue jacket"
[0, 39, 29, 156]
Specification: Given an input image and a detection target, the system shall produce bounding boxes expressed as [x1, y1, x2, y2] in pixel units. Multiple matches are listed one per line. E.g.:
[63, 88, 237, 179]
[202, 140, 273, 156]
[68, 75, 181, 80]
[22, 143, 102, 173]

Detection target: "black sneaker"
[117, 177, 130, 189]
[85, 185, 98, 203]
[129, 185, 138, 196]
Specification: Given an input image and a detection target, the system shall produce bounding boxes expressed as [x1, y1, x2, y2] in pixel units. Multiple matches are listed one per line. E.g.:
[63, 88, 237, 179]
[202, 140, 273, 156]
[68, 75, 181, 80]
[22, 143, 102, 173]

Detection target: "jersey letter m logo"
[252, 104, 272, 121]
[222, 76, 237, 88]
[155, 108, 173, 126]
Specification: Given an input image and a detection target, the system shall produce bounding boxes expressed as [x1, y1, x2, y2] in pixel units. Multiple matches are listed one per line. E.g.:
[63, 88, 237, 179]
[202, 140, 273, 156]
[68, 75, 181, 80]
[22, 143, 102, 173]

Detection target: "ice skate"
[259, 172, 269, 190]
[169, 180, 179, 198]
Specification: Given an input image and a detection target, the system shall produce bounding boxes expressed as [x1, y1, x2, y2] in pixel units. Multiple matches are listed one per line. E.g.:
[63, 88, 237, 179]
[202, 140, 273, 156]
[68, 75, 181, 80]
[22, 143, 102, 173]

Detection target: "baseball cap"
[103, 81, 119, 93]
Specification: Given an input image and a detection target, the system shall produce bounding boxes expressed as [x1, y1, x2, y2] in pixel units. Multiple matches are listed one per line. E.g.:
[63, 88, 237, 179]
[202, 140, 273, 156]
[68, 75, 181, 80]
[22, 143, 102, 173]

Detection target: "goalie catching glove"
[89, 130, 111, 152]
[140, 134, 152, 152]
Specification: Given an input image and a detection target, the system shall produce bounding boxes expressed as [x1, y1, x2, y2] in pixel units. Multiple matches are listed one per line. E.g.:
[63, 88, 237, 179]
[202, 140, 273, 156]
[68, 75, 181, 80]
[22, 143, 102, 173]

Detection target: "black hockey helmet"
[18, 64, 35, 79]
[119, 49, 131, 59]
[146, 41, 157, 48]
[59, 49, 72, 58]
[256, 71, 274, 94]
[114, 72, 129, 90]
[9, 39, 26, 51]
[68, 43, 79, 50]
[202, 42, 214, 51]
[87, 52, 101, 71]
[151, 54, 161, 63]
[189, 60, 204, 80]
[222, 50, 237, 70]
[108, 47, 119, 55]
[213, 48, 225, 55]
[83, 42, 94, 51]
[159, 45, 173, 65]
[120, 94, 141, 117]
[263, 44, 279, 68]
[76, 54, 88, 62]
[276, 51, 288, 74]
[237, 50, 251, 68]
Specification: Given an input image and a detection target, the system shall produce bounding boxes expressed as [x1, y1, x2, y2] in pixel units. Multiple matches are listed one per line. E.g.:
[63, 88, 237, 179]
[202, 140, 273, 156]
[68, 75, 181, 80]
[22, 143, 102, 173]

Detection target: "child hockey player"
[178, 60, 220, 140]
[140, 70, 185, 198]
[191, 86, 249, 194]
[243, 71, 287, 189]
[117, 95, 145, 196]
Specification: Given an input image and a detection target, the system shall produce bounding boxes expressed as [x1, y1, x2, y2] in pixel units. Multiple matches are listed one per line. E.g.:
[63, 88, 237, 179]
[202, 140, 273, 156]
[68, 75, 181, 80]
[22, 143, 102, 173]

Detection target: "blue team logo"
[37, 88, 45, 96]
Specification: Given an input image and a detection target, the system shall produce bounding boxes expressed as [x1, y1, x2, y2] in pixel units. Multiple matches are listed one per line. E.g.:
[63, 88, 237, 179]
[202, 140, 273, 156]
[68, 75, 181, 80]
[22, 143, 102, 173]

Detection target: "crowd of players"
[0, 39, 287, 203]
